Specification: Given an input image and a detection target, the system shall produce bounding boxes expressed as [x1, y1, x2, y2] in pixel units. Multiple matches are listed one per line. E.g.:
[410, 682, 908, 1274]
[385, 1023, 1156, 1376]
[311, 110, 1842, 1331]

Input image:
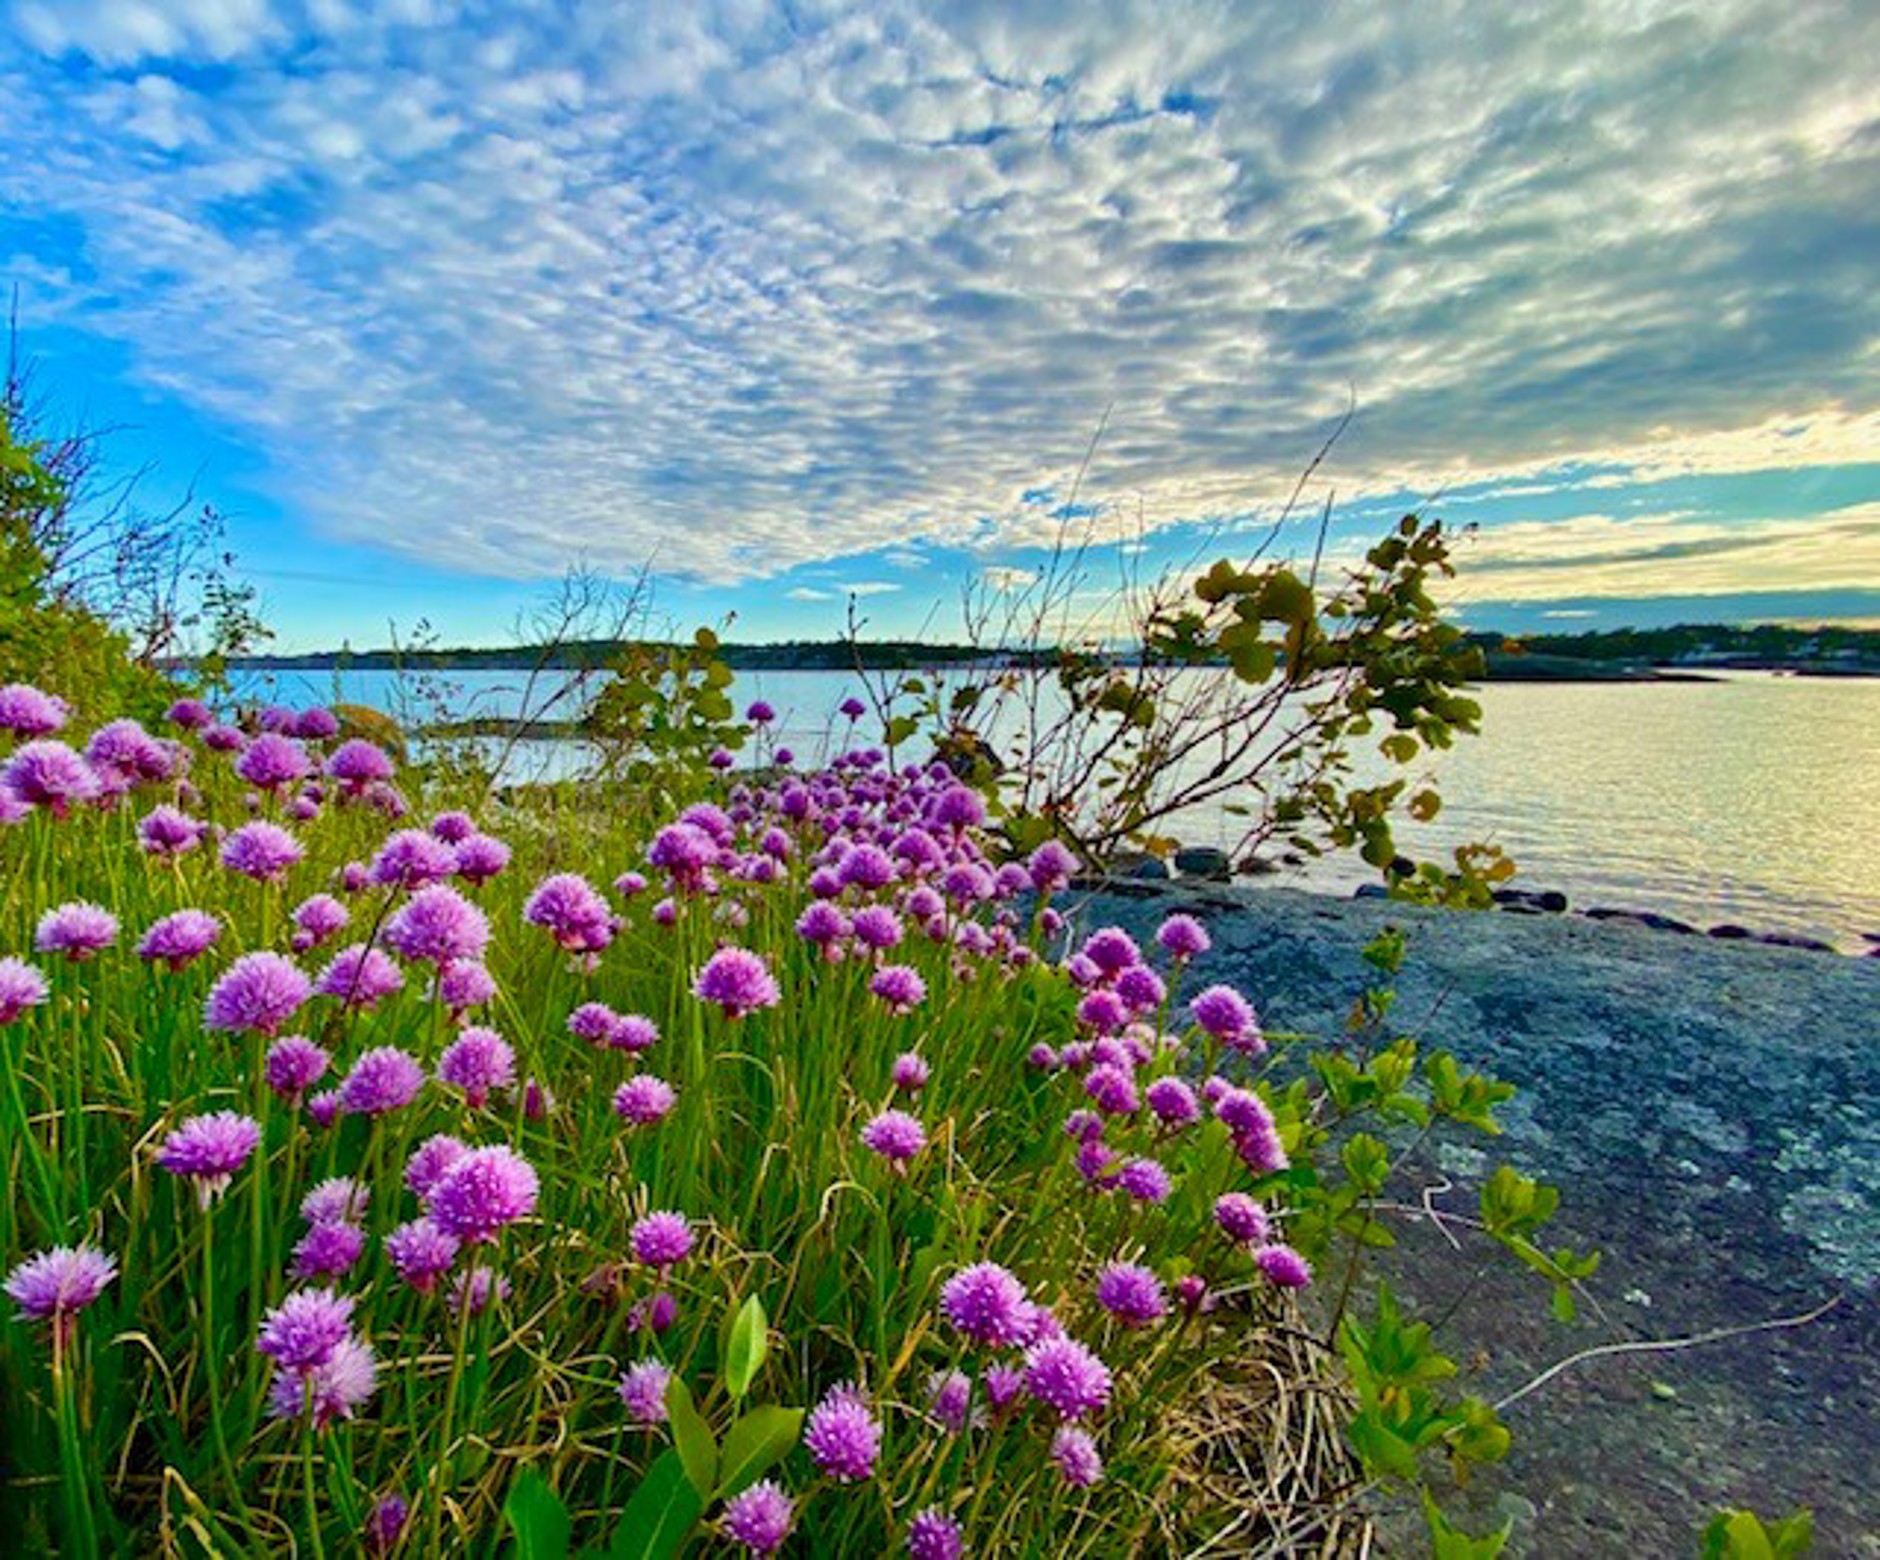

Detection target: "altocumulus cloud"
[2, 0, 1876, 584]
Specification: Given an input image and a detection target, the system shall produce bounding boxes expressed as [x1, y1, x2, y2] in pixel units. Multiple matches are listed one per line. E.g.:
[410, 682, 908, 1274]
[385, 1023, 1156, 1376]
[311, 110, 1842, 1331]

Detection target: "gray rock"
[1709, 923, 1754, 939]
[1353, 882, 1388, 900]
[1235, 853, 1280, 877]
[1109, 851, 1170, 881]
[1758, 932, 1835, 953]
[1173, 845, 1231, 879]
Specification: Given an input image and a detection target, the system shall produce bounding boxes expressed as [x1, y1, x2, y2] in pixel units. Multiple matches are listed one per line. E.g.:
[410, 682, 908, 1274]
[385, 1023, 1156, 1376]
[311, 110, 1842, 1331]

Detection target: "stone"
[1236, 853, 1280, 877]
[1110, 851, 1170, 881]
[1172, 845, 1231, 879]
[1709, 924, 1753, 940]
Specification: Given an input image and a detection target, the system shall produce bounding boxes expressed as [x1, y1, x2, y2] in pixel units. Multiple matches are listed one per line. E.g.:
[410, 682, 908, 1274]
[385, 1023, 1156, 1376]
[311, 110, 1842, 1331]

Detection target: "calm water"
[234, 665, 1880, 948]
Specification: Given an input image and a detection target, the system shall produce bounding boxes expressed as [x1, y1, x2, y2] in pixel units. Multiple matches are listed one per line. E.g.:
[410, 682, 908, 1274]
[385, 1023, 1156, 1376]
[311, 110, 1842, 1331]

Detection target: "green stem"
[302, 1412, 327, 1560]
[430, 1252, 478, 1554]
[51, 1328, 99, 1560]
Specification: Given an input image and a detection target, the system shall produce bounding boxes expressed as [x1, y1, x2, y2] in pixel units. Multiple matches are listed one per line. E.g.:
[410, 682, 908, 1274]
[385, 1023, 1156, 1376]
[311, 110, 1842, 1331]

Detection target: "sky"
[2, 0, 1877, 652]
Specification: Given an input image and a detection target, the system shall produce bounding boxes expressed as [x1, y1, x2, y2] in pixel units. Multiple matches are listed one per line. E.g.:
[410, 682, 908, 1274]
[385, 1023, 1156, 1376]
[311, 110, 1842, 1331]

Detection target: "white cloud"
[784, 586, 834, 601]
[839, 582, 902, 597]
[2, 0, 1876, 584]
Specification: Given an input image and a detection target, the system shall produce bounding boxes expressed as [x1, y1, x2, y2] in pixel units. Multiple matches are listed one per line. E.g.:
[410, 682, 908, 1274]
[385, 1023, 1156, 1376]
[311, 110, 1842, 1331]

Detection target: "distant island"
[217, 622, 1880, 681]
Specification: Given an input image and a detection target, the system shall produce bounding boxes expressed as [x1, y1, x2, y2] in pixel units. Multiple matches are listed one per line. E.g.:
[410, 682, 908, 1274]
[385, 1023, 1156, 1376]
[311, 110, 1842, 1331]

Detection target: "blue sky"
[3, 0, 1876, 651]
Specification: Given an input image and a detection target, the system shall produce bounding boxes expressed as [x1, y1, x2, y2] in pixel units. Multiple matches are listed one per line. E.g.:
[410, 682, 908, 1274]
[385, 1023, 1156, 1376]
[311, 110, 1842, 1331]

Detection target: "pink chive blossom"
[907, 1508, 966, 1560]
[850, 904, 904, 950]
[0, 957, 51, 1024]
[618, 1360, 672, 1426]
[301, 1176, 369, 1225]
[1080, 927, 1141, 976]
[295, 707, 340, 740]
[1027, 839, 1078, 893]
[523, 873, 615, 953]
[692, 947, 780, 1018]
[290, 893, 349, 952]
[266, 1335, 378, 1428]
[429, 810, 475, 843]
[385, 1219, 459, 1292]
[940, 1262, 1030, 1347]
[314, 944, 405, 1009]
[236, 733, 311, 791]
[338, 1046, 426, 1116]
[1145, 1077, 1200, 1128]
[204, 951, 310, 1035]
[292, 1221, 366, 1284]
[924, 1370, 974, 1433]
[325, 739, 394, 791]
[452, 833, 511, 884]
[796, 901, 848, 955]
[1156, 913, 1211, 961]
[35, 901, 117, 961]
[891, 1051, 930, 1092]
[721, 1479, 793, 1555]
[5, 741, 99, 814]
[166, 697, 211, 730]
[201, 722, 244, 753]
[860, 1109, 925, 1166]
[613, 1075, 677, 1126]
[1215, 1193, 1271, 1244]
[370, 829, 458, 890]
[628, 1210, 693, 1268]
[613, 870, 648, 899]
[157, 1111, 261, 1205]
[868, 963, 925, 1014]
[428, 1146, 539, 1243]
[1051, 1425, 1103, 1487]
[804, 1383, 881, 1482]
[220, 820, 305, 882]
[436, 960, 497, 1017]
[627, 1290, 678, 1335]
[403, 1135, 470, 1201]
[136, 909, 221, 970]
[436, 1027, 516, 1108]
[256, 1289, 356, 1372]
[1023, 1336, 1113, 1421]
[138, 803, 205, 856]
[308, 1090, 341, 1128]
[1190, 984, 1261, 1050]
[1096, 1262, 1168, 1327]
[1076, 988, 1128, 1035]
[1254, 1243, 1313, 1289]
[0, 683, 70, 736]
[1115, 1157, 1172, 1204]
[1115, 964, 1166, 1014]
[1084, 1064, 1139, 1116]
[364, 1494, 409, 1555]
[447, 1268, 512, 1316]
[5, 1245, 116, 1342]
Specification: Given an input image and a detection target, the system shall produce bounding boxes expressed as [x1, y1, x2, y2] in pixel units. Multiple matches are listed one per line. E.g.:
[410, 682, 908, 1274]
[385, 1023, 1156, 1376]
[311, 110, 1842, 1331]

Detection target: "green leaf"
[715, 1406, 805, 1499]
[608, 1451, 705, 1560]
[503, 1469, 572, 1560]
[723, 1295, 768, 1400]
[1421, 1490, 1511, 1557]
[663, 1376, 719, 1498]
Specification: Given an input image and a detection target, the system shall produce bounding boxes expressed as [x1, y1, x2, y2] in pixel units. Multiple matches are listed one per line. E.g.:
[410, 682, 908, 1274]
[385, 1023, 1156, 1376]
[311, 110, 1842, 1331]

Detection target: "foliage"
[587, 625, 748, 801]
[1700, 1505, 1814, 1559]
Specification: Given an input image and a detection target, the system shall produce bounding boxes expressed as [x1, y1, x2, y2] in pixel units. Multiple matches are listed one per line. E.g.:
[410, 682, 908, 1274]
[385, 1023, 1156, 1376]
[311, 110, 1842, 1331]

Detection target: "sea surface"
[232, 665, 1880, 948]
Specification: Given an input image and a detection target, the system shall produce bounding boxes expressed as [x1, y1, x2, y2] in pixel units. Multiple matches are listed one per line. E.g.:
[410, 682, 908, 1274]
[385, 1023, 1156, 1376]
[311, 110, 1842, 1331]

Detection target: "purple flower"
[1143, 1078, 1199, 1130]
[157, 1111, 261, 1203]
[940, 1262, 1030, 1347]
[138, 803, 205, 856]
[221, 820, 305, 883]
[613, 1075, 677, 1127]
[1155, 913, 1210, 961]
[850, 904, 905, 950]
[364, 1494, 409, 1556]
[795, 901, 848, 953]
[4, 741, 98, 815]
[693, 947, 780, 1018]
[291, 894, 350, 951]
[301, 1177, 369, 1225]
[618, 1360, 672, 1426]
[1084, 1064, 1139, 1117]
[429, 1146, 539, 1243]
[890, 1051, 930, 1092]
[295, 707, 340, 741]
[257, 1288, 356, 1372]
[1076, 989, 1128, 1035]
[860, 1109, 925, 1166]
[627, 1290, 678, 1335]
[839, 696, 866, 720]
[613, 870, 648, 898]
[1051, 1425, 1103, 1487]
[1095, 1262, 1167, 1327]
[746, 699, 776, 724]
[202, 722, 244, 753]
[308, 1089, 341, 1128]
[437, 1026, 516, 1107]
[386, 885, 493, 969]
[804, 1384, 881, 1482]
[1026, 839, 1079, 894]
[869, 963, 925, 1014]
[1254, 1243, 1313, 1289]
[205, 951, 310, 1036]
[453, 832, 512, 884]
[523, 873, 615, 954]
[1191, 984, 1261, 1050]
[927, 785, 984, 832]
[0, 957, 50, 1024]
[385, 1218, 459, 1292]
[166, 697, 212, 730]
[1023, 1337, 1112, 1420]
[370, 829, 458, 890]
[293, 1221, 367, 1283]
[436, 960, 497, 1016]
[404, 1134, 470, 1200]
[262, 1037, 330, 1108]
[236, 733, 311, 791]
[430, 810, 475, 843]
[1115, 1157, 1171, 1204]
[838, 844, 896, 892]
[266, 1335, 377, 1428]
[924, 1369, 974, 1433]
[721, 1479, 793, 1555]
[315, 944, 405, 1009]
[1115, 964, 1166, 1014]
[326, 739, 394, 791]
[982, 1363, 1025, 1415]
[0, 683, 71, 737]
[1081, 928, 1141, 976]
[339, 1047, 426, 1116]
[447, 1267, 512, 1316]
[5, 1245, 116, 1340]
[136, 909, 221, 970]
[906, 1507, 965, 1560]
[629, 1210, 693, 1268]
[35, 901, 117, 961]
[1214, 1193, 1271, 1245]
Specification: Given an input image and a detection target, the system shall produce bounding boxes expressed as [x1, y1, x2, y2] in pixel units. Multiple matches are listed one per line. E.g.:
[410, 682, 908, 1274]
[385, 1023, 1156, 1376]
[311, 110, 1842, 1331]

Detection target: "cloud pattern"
[2, 0, 1877, 590]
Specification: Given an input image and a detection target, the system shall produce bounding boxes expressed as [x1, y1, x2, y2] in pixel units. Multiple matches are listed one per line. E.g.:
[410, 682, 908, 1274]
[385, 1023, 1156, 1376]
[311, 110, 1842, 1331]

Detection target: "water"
[232, 664, 1880, 948]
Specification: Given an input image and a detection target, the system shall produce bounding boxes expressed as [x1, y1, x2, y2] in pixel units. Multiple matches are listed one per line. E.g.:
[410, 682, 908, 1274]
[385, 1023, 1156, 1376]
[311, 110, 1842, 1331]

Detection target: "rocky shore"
[1067, 882, 1880, 1555]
